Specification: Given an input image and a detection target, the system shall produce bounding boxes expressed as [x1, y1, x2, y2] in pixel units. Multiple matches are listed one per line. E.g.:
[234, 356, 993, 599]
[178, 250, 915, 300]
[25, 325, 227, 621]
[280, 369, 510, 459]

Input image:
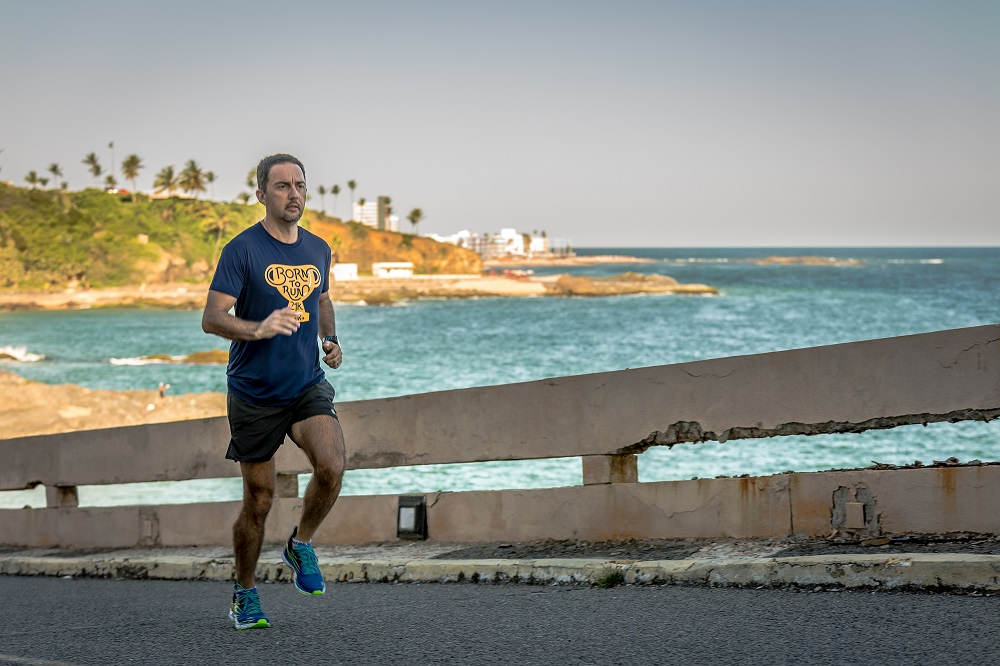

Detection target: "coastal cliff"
[0, 183, 719, 308]
[0, 182, 480, 289]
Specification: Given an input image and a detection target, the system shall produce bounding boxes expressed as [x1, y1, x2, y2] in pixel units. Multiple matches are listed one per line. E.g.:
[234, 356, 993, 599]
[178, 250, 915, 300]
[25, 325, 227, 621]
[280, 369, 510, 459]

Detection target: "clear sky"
[1, 0, 997, 247]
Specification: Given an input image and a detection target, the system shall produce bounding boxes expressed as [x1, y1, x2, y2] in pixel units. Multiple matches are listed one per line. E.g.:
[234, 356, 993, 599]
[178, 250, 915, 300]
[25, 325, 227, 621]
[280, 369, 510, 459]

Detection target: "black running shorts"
[225, 380, 338, 463]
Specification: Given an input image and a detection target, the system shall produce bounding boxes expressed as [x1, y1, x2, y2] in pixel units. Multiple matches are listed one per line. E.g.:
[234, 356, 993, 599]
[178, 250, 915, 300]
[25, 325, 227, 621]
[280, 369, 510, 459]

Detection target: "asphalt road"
[1, 577, 997, 666]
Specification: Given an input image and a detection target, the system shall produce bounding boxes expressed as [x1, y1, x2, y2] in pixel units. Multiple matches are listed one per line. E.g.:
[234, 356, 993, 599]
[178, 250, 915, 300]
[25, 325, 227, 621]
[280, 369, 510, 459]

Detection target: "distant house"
[428, 228, 552, 260]
[331, 263, 358, 281]
[148, 190, 193, 200]
[529, 235, 549, 255]
[371, 261, 413, 278]
[497, 228, 525, 256]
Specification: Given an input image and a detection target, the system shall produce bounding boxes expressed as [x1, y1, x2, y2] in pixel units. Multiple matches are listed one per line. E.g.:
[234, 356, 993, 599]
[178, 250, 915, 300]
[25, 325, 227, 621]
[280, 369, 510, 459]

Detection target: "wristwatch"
[322, 335, 340, 346]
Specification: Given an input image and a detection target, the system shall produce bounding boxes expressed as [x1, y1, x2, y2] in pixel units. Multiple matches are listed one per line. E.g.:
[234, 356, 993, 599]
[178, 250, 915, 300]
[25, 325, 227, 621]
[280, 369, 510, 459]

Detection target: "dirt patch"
[432, 539, 704, 561]
[772, 534, 1000, 557]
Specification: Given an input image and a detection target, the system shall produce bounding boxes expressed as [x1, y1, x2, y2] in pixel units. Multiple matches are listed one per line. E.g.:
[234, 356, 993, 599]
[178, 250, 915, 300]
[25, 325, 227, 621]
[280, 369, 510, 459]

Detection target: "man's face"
[257, 162, 306, 224]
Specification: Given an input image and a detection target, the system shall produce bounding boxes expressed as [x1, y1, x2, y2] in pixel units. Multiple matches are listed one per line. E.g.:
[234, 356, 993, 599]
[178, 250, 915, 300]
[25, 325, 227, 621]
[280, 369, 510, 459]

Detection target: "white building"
[353, 200, 378, 227]
[371, 261, 414, 278]
[529, 235, 549, 255]
[331, 263, 358, 281]
[429, 228, 550, 260]
[352, 196, 397, 231]
[497, 228, 525, 256]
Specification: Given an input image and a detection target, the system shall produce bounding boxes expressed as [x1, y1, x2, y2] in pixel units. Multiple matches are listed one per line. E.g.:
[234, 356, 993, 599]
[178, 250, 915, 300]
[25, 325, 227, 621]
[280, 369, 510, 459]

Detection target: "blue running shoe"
[229, 584, 270, 630]
[282, 527, 326, 595]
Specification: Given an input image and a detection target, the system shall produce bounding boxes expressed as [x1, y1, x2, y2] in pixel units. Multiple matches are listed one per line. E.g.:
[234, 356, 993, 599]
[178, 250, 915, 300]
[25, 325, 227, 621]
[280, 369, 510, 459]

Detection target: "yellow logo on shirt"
[265, 264, 322, 322]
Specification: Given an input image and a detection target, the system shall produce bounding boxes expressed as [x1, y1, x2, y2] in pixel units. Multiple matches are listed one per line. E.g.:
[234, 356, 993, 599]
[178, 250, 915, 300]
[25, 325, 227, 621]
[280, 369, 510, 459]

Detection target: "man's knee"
[243, 488, 274, 518]
[313, 453, 345, 487]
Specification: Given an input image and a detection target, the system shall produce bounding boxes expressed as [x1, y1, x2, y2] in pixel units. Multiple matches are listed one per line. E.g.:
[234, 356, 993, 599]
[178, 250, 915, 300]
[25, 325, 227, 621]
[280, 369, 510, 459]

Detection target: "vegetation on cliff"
[0, 182, 480, 289]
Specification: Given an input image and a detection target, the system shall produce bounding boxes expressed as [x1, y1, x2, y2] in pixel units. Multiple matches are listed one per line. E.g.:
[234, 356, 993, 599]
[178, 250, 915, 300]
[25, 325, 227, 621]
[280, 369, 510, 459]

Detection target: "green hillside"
[0, 183, 481, 289]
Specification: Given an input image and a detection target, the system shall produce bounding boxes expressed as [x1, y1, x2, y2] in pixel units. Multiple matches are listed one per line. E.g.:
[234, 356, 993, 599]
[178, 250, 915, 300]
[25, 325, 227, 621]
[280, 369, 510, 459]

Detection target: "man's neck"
[260, 216, 299, 244]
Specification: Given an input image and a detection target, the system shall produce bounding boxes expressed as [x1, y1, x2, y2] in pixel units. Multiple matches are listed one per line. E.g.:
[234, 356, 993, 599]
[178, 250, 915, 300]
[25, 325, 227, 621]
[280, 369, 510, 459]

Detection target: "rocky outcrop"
[550, 272, 718, 297]
[0, 369, 225, 439]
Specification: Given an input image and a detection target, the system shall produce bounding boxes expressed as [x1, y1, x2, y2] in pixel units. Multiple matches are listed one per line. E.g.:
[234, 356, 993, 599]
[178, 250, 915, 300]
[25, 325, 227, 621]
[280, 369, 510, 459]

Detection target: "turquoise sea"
[1, 247, 998, 508]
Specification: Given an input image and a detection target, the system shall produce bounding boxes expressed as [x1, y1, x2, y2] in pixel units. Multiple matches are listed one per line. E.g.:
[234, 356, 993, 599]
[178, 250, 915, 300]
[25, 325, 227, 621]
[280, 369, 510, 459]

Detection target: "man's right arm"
[201, 289, 301, 341]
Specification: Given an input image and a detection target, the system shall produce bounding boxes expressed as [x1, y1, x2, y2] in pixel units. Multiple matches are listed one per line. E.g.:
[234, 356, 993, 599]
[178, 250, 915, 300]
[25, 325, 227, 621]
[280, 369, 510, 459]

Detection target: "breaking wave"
[0, 346, 45, 362]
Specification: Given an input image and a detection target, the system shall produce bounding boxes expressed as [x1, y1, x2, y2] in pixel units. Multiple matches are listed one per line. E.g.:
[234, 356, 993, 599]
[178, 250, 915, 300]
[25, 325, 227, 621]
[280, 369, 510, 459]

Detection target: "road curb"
[2, 554, 999, 591]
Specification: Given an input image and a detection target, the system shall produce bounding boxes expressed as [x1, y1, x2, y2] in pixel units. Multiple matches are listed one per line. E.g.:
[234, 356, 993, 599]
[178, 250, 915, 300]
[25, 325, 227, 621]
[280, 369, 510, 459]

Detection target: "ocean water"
[1, 247, 998, 508]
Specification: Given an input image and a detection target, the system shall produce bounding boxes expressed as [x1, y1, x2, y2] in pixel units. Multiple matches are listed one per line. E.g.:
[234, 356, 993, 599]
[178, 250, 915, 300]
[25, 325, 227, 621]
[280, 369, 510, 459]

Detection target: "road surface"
[1, 577, 996, 665]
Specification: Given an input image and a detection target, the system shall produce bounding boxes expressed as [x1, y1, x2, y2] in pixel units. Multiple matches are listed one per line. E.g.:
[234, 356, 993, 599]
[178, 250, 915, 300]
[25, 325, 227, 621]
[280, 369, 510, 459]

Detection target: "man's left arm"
[318, 292, 342, 369]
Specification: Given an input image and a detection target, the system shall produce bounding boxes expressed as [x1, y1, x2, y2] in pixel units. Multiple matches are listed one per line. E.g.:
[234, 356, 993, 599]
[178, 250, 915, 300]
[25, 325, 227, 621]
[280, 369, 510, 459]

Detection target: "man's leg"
[234, 460, 276, 589]
[289, 414, 346, 541]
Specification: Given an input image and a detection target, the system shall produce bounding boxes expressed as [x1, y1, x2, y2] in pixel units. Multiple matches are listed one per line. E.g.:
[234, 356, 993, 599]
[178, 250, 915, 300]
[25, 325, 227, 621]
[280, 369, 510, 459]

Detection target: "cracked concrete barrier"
[338, 325, 1000, 466]
[5, 325, 996, 488]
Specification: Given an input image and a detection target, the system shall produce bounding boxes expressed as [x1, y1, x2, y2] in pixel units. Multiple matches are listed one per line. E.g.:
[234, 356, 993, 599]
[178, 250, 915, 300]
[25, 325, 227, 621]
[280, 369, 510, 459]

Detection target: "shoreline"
[0, 254, 862, 311]
[0, 277, 549, 311]
[0, 273, 717, 311]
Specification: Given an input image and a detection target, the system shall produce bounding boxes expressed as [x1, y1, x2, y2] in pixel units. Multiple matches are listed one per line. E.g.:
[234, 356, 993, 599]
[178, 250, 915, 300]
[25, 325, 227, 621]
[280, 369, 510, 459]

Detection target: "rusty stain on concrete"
[939, 467, 958, 496]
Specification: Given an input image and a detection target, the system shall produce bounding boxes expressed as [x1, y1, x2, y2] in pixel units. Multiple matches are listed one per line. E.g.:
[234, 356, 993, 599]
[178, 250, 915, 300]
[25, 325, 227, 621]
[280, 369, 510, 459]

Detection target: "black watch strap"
[322, 335, 340, 345]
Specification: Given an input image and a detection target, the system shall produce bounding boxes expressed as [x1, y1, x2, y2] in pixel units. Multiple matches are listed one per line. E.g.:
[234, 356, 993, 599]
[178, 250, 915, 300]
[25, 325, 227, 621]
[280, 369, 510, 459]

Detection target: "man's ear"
[255, 189, 265, 205]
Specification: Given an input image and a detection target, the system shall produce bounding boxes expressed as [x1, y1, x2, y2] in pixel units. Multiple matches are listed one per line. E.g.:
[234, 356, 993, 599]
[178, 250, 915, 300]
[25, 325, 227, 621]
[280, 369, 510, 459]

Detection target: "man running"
[202, 153, 346, 630]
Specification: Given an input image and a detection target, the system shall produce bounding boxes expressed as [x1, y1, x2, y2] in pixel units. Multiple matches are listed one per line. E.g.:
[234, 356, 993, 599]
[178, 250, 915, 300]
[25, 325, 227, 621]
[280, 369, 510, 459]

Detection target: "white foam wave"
[109, 356, 173, 366]
[679, 258, 733, 264]
[0, 346, 45, 362]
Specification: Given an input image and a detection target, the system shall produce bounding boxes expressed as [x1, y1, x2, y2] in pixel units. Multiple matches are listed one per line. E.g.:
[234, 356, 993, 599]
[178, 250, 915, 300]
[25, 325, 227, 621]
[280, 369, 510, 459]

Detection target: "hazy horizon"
[2, 1, 997, 248]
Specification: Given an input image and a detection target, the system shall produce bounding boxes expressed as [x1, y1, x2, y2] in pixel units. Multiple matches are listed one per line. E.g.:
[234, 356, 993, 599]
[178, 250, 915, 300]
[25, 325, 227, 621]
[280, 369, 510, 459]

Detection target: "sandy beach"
[0, 276, 547, 312]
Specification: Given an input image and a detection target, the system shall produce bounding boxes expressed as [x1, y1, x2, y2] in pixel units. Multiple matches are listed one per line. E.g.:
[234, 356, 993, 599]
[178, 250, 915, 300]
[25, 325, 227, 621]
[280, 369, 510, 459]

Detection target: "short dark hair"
[256, 153, 306, 193]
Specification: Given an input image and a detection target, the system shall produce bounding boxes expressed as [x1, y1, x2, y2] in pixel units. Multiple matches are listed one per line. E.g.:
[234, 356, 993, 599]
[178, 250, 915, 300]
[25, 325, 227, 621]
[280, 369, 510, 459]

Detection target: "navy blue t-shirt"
[209, 222, 332, 406]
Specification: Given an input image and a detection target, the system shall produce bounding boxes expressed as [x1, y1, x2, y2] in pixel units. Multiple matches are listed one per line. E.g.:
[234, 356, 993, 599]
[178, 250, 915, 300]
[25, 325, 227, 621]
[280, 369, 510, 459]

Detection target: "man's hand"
[255, 306, 301, 339]
[322, 340, 342, 369]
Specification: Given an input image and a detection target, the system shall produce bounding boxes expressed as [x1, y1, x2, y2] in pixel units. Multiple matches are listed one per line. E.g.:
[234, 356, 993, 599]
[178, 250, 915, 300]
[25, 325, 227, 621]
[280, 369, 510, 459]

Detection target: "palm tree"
[209, 214, 230, 268]
[178, 160, 207, 198]
[331, 184, 340, 216]
[347, 180, 357, 220]
[83, 152, 102, 186]
[317, 185, 327, 214]
[205, 171, 216, 200]
[39, 177, 49, 188]
[107, 141, 116, 184]
[236, 192, 251, 205]
[121, 154, 144, 197]
[104, 174, 118, 191]
[48, 163, 63, 189]
[153, 165, 178, 195]
[246, 168, 257, 190]
[382, 196, 393, 230]
[24, 171, 40, 189]
[407, 208, 424, 236]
